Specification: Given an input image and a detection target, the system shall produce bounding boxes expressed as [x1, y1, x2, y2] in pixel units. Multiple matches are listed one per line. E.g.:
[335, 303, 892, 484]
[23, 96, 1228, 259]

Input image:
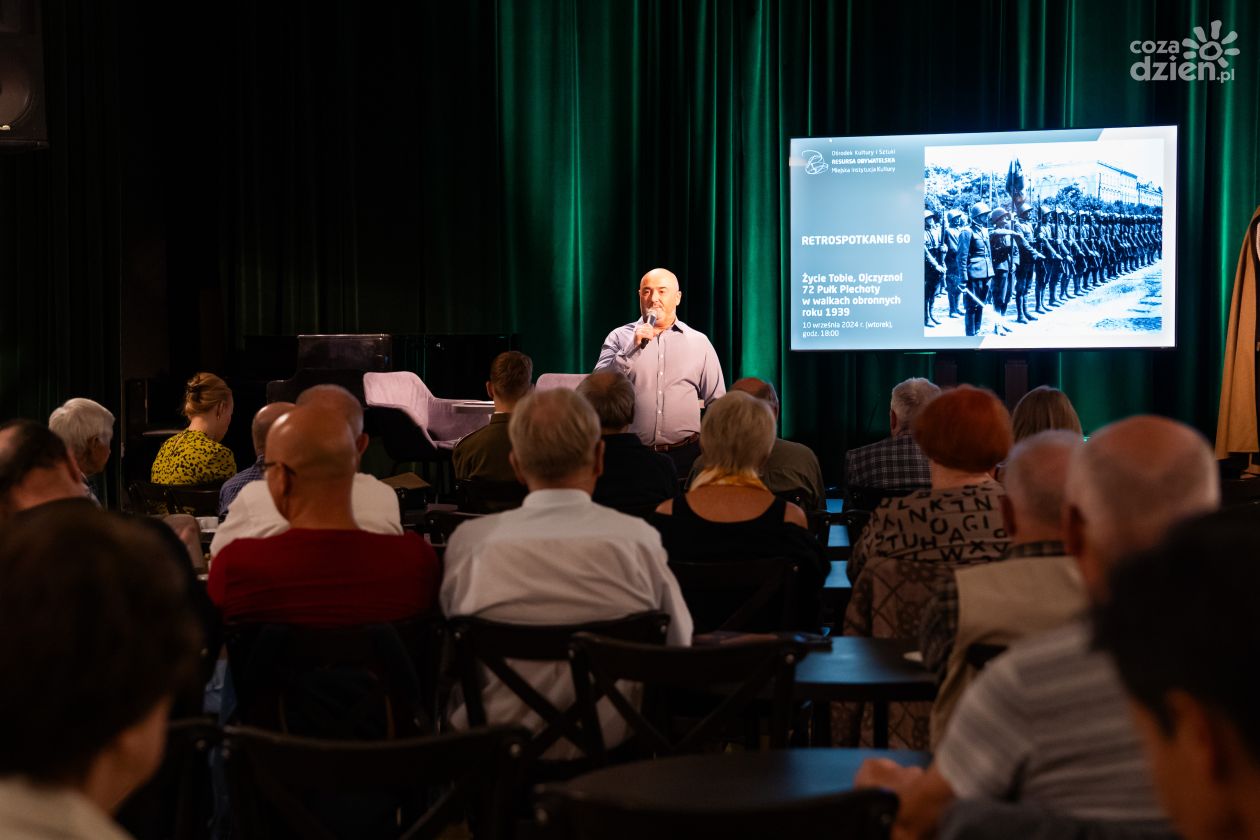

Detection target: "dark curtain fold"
[1, 0, 1257, 484]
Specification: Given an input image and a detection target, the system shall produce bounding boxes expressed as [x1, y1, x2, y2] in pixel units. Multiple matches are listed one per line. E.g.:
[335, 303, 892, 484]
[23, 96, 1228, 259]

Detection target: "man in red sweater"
[208, 405, 438, 626]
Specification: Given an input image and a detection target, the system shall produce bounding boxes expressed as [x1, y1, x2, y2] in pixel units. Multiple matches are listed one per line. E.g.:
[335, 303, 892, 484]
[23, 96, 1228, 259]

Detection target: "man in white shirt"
[210, 385, 401, 557]
[441, 387, 692, 758]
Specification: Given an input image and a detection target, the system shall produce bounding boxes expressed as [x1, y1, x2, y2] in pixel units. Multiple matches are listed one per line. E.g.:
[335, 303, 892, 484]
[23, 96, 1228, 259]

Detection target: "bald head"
[1066, 416, 1218, 580]
[731, 377, 780, 420]
[296, 385, 364, 438]
[251, 402, 294, 456]
[1003, 430, 1082, 534]
[266, 407, 359, 483]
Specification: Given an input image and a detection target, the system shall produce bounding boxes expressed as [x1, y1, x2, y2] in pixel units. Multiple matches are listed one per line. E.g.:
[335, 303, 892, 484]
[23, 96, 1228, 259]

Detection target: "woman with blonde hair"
[1011, 385, 1083, 442]
[651, 391, 827, 631]
[150, 372, 236, 485]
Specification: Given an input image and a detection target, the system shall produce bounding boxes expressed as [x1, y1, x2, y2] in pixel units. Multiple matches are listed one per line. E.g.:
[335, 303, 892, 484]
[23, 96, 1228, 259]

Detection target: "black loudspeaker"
[0, 0, 47, 149]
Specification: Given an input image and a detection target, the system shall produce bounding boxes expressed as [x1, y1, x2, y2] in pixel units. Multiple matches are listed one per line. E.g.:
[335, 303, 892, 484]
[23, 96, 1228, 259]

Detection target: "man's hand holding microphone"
[634, 307, 663, 350]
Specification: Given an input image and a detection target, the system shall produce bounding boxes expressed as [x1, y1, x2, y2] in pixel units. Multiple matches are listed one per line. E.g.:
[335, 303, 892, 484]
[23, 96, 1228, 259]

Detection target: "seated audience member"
[993, 385, 1084, 483]
[210, 385, 401, 557]
[209, 406, 439, 626]
[920, 430, 1086, 743]
[576, 370, 676, 514]
[1095, 510, 1260, 840]
[1011, 384, 1084, 442]
[441, 388, 692, 758]
[856, 415, 1220, 838]
[652, 390, 826, 632]
[688, 377, 826, 511]
[151, 372, 237, 485]
[452, 350, 533, 483]
[0, 507, 202, 840]
[843, 377, 941, 491]
[217, 401, 294, 516]
[848, 384, 1011, 585]
[48, 397, 115, 502]
[0, 421, 215, 665]
[840, 385, 1011, 748]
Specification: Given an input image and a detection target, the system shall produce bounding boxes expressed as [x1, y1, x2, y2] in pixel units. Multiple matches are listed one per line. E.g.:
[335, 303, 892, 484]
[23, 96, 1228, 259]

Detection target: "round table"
[793, 637, 937, 746]
[557, 747, 930, 814]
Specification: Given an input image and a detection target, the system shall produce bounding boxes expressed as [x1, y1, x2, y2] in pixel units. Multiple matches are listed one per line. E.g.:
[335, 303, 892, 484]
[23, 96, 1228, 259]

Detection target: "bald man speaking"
[595, 268, 725, 474]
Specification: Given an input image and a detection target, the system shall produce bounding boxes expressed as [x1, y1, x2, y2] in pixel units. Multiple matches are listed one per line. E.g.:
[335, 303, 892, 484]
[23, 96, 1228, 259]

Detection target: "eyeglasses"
[261, 461, 295, 478]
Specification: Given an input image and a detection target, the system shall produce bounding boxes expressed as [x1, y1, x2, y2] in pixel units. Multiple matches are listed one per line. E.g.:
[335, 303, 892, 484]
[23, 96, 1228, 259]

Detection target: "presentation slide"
[788, 125, 1177, 351]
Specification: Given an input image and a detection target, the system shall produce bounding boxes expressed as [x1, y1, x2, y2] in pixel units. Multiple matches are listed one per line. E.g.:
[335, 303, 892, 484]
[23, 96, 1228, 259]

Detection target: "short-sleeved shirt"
[151, 429, 236, 486]
[935, 620, 1168, 824]
[208, 528, 439, 627]
[594, 318, 726, 446]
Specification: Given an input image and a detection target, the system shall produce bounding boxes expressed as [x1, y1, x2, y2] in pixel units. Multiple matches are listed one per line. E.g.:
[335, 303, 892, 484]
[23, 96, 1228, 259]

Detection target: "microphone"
[639, 312, 658, 350]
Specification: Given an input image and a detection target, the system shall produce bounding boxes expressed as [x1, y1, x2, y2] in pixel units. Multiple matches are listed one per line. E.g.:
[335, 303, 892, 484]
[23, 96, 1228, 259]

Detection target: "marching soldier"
[943, 209, 966, 317]
[1013, 203, 1044, 323]
[1035, 205, 1062, 312]
[956, 202, 995, 337]
[989, 208, 1017, 334]
[924, 210, 946, 327]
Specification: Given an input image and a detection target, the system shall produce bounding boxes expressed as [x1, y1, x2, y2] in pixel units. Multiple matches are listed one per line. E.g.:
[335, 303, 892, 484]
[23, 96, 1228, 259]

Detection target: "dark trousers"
[1014, 264, 1034, 318]
[964, 278, 989, 336]
[992, 268, 1012, 315]
[659, 439, 701, 479]
[945, 270, 962, 313]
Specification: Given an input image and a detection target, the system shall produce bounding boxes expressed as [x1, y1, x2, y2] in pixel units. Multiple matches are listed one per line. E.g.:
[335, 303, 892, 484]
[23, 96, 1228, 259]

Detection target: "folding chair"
[447, 612, 670, 773]
[128, 480, 173, 515]
[567, 634, 807, 763]
[116, 717, 221, 840]
[668, 557, 803, 634]
[223, 724, 527, 840]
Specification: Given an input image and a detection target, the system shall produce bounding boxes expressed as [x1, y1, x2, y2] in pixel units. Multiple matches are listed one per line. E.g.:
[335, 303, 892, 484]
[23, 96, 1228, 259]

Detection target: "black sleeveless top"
[650, 493, 827, 633]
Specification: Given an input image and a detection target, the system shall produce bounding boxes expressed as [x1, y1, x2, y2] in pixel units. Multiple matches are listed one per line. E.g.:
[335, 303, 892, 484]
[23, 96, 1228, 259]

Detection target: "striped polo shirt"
[935, 619, 1169, 824]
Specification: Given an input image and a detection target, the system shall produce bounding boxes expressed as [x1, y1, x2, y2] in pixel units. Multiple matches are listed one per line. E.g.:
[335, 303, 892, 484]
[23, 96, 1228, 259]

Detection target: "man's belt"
[652, 433, 699, 452]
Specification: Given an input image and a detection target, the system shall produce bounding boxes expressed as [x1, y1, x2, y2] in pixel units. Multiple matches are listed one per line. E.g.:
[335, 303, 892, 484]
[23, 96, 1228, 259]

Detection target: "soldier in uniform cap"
[1012, 203, 1044, 323]
[923, 210, 946, 327]
[955, 202, 995, 337]
[988, 207, 1016, 334]
[943, 209, 966, 317]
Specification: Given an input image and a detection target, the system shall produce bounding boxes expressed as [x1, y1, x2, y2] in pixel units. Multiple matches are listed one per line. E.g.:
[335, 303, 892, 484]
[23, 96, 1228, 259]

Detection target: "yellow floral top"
[150, 429, 237, 486]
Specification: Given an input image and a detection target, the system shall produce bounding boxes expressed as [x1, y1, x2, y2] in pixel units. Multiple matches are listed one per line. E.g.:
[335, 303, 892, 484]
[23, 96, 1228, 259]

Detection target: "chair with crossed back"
[223, 724, 528, 840]
[566, 634, 808, 764]
[447, 612, 670, 776]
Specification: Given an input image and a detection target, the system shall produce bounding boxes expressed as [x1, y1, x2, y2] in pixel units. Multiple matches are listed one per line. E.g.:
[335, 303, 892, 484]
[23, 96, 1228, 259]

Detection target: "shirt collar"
[521, 488, 593, 508]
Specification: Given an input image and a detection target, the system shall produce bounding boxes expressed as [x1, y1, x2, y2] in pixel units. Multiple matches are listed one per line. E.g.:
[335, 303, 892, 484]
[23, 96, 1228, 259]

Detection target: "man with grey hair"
[577, 371, 676, 515]
[48, 397, 115, 499]
[920, 430, 1085, 742]
[688, 377, 826, 511]
[843, 377, 941, 490]
[856, 416, 1220, 839]
[441, 388, 692, 758]
[210, 385, 401, 556]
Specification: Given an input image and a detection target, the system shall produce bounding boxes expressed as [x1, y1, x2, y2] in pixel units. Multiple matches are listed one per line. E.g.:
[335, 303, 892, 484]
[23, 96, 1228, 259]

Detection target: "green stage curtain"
[1, 0, 1256, 484]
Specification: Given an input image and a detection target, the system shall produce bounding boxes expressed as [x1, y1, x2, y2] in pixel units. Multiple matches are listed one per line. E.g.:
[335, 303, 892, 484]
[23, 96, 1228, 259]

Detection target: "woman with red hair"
[839, 385, 1013, 749]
